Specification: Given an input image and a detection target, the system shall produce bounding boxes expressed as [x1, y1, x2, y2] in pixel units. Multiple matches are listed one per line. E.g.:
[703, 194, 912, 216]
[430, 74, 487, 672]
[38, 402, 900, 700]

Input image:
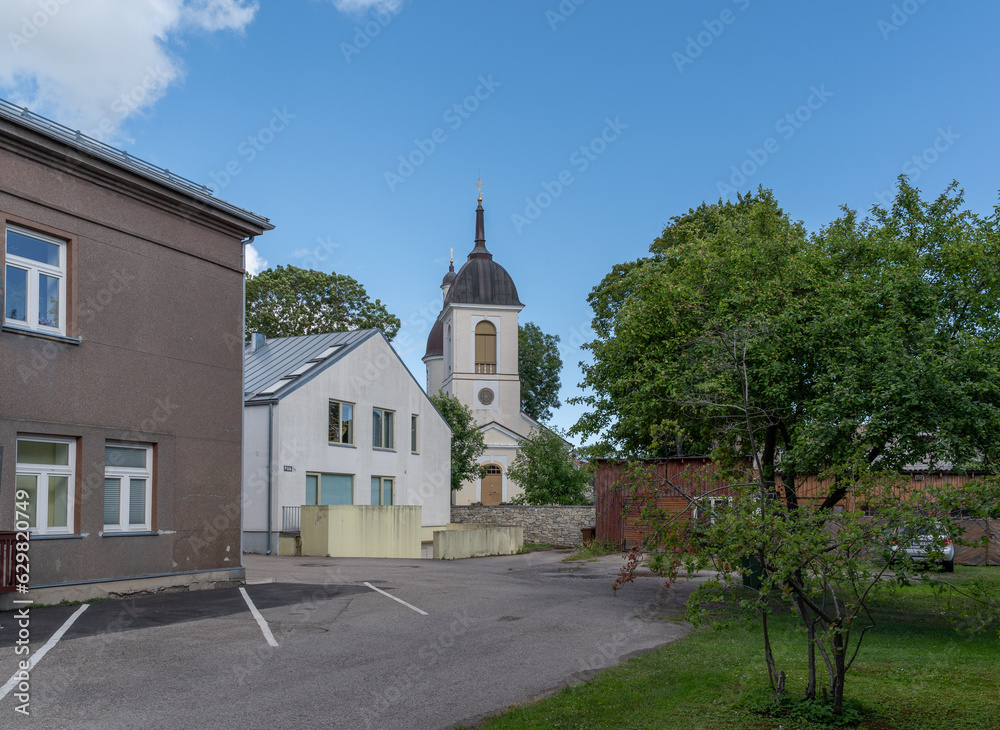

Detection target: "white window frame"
[104, 443, 153, 532]
[372, 407, 395, 451]
[692, 496, 731, 524]
[410, 414, 418, 454]
[4, 225, 67, 336]
[15, 436, 76, 536]
[371, 476, 395, 506]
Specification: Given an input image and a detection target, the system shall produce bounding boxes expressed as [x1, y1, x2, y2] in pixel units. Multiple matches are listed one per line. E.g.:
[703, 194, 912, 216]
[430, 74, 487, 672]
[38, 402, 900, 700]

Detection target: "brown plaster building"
[0, 100, 272, 606]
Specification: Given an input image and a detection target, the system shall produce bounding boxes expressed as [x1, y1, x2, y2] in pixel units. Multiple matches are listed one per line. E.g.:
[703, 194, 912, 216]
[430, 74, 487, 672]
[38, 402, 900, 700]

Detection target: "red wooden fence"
[594, 458, 728, 550]
[594, 460, 999, 564]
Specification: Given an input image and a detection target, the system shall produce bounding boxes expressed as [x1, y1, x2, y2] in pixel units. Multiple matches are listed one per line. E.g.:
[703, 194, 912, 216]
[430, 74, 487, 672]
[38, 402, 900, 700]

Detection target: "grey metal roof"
[0, 98, 273, 231]
[244, 330, 377, 402]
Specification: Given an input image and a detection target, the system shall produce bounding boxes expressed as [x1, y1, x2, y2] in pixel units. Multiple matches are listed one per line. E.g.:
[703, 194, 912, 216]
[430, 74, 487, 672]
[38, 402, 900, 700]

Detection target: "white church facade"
[423, 195, 539, 505]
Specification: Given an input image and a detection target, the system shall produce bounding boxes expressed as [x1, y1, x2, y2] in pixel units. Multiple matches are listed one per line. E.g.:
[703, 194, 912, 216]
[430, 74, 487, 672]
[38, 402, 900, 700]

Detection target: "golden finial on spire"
[475, 173, 484, 203]
[449, 246, 454, 264]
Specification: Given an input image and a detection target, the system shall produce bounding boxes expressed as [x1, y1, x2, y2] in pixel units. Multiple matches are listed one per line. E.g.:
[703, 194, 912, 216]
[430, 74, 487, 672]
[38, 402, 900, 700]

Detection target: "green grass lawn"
[469, 566, 1000, 729]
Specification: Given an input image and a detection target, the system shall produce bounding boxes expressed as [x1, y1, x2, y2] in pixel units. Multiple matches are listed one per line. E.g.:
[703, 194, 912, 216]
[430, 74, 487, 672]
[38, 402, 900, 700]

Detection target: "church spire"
[469, 183, 492, 260]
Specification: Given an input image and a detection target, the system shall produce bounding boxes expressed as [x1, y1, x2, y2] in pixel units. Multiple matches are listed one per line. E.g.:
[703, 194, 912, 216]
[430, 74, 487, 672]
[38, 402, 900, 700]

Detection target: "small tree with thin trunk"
[507, 428, 591, 505]
[429, 391, 486, 491]
[612, 326, 1000, 719]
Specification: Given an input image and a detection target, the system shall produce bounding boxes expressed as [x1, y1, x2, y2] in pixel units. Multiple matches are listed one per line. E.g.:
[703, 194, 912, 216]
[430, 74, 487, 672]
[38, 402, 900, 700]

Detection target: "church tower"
[423, 193, 537, 504]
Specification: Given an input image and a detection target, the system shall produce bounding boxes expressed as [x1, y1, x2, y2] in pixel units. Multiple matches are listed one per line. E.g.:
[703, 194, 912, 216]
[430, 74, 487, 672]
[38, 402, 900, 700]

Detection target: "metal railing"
[282, 506, 301, 534]
[0, 532, 17, 594]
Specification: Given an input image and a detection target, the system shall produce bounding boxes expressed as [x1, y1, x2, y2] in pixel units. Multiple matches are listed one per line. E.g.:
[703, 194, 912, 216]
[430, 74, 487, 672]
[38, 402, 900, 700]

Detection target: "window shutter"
[106, 445, 147, 468]
[105, 478, 121, 525]
[129, 478, 147, 525]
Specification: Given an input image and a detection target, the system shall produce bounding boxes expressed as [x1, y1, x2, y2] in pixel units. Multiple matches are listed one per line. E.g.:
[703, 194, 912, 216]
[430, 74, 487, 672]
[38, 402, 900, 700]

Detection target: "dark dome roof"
[444, 257, 522, 307]
[445, 198, 522, 307]
[424, 317, 444, 358]
[441, 262, 457, 287]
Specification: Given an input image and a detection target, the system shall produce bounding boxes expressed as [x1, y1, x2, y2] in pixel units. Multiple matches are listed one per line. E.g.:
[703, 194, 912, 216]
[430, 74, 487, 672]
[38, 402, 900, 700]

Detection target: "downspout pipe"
[266, 401, 274, 555]
[240, 236, 254, 561]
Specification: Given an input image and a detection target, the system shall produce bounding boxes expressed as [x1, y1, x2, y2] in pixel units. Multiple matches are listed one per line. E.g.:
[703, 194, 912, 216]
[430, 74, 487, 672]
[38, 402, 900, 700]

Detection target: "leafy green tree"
[633, 459, 999, 718]
[572, 181, 1000, 503]
[429, 391, 486, 491]
[518, 322, 563, 422]
[246, 265, 400, 341]
[507, 428, 591, 505]
[582, 181, 1000, 719]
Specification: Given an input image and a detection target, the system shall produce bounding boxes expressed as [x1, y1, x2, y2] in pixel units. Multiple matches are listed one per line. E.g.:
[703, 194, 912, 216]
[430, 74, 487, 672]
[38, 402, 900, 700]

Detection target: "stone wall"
[450, 505, 596, 547]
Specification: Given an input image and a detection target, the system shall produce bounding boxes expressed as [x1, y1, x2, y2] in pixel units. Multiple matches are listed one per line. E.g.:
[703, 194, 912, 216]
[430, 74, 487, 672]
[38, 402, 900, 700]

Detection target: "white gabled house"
[242, 329, 452, 554]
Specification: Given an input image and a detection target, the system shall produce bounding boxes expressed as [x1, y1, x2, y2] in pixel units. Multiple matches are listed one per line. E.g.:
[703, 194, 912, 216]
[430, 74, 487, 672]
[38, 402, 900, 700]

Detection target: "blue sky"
[3, 0, 999, 441]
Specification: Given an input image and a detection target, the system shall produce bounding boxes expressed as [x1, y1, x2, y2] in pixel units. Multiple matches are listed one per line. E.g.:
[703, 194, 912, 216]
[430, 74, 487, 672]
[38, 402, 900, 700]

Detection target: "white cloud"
[183, 0, 259, 32]
[0, 0, 258, 142]
[245, 243, 267, 276]
[331, 0, 403, 16]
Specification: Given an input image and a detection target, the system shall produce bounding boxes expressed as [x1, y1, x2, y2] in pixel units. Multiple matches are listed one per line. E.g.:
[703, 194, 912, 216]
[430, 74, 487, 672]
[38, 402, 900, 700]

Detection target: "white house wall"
[242, 403, 275, 553]
[253, 336, 452, 546]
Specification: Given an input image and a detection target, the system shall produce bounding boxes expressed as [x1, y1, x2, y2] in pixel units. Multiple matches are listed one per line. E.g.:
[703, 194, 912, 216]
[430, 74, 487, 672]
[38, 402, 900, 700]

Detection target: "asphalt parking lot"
[0, 550, 700, 729]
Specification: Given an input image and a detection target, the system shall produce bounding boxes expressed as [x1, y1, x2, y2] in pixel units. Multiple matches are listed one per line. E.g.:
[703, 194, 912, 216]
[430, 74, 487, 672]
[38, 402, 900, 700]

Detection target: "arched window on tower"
[475, 321, 496, 374]
[446, 323, 452, 374]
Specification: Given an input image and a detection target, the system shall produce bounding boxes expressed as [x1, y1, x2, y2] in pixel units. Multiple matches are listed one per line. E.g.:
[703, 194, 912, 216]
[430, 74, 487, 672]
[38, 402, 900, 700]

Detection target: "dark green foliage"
[518, 322, 562, 422]
[246, 265, 400, 341]
[741, 689, 864, 726]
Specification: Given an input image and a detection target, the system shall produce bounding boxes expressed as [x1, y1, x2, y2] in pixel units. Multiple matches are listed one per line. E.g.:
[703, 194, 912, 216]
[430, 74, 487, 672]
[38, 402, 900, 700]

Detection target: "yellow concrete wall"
[419, 524, 452, 542]
[433, 525, 524, 559]
[278, 534, 301, 556]
[301, 505, 422, 558]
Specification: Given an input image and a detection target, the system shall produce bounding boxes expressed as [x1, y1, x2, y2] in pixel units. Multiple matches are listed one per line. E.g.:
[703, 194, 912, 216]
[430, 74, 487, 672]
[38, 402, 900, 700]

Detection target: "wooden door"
[481, 464, 503, 505]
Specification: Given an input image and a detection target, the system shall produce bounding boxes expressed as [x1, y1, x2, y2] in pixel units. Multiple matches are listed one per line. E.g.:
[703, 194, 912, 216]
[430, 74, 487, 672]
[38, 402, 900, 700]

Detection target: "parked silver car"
[894, 528, 955, 572]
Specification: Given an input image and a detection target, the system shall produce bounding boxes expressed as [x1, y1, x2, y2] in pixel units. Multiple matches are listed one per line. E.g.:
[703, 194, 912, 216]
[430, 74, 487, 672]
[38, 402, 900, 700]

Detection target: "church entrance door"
[481, 464, 503, 505]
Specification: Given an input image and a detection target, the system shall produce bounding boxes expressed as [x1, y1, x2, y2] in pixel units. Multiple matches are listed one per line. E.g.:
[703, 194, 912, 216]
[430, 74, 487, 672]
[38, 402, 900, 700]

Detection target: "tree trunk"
[761, 610, 783, 703]
[762, 424, 777, 491]
[806, 621, 817, 700]
[831, 627, 847, 715]
[793, 593, 816, 699]
[778, 422, 798, 509]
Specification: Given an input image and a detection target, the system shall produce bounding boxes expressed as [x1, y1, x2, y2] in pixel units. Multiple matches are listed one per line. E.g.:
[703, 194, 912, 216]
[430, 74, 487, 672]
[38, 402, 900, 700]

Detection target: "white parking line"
[240, 587, 279, 647]
[363, 582, 428, 615]
[0, 603, 89, 701]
